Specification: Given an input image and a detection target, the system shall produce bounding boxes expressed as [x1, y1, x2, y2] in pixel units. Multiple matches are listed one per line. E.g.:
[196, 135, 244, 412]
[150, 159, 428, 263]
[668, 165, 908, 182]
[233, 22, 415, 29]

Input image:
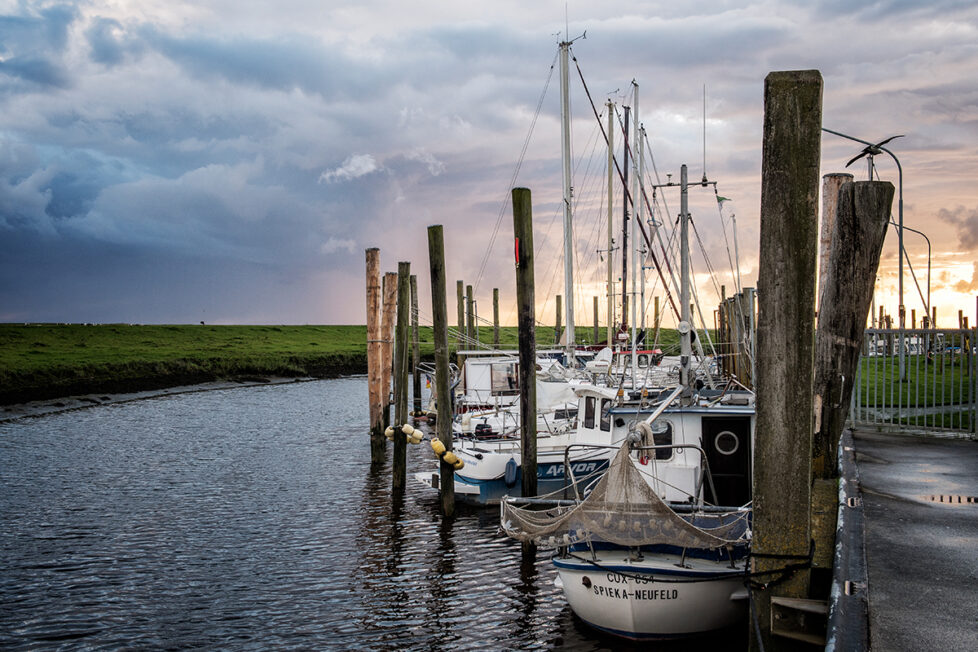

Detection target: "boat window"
[489, 362, 519, 396]
[599, 399, 612, 431]
[583, 396, 595, 429]
[651, 421, 673, 460]
[637, 353, 649, 368]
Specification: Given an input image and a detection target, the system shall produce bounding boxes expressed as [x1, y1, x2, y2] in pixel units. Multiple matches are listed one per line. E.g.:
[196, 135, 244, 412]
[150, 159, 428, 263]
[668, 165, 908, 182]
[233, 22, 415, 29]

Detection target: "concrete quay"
[852, 427, 978, 651]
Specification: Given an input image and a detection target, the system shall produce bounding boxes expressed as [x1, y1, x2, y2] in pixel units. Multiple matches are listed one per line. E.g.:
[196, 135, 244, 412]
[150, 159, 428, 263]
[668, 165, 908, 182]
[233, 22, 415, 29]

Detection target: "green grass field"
[3, 322, 685, 404]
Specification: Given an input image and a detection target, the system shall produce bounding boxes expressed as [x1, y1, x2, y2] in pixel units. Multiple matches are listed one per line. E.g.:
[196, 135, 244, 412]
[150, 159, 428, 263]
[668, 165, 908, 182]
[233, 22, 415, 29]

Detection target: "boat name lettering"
[592, 585, 679, 600]
[542, 462, 599, 478]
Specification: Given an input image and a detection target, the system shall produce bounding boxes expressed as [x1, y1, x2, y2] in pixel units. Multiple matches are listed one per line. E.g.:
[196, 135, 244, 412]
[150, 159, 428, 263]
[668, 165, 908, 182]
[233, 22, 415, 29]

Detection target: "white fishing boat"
[501, 394, 754, 639]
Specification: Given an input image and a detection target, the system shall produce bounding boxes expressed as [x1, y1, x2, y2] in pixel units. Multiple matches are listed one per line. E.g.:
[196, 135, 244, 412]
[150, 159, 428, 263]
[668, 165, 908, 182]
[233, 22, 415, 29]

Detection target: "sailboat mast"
[606, 100, 615, 345]
[630, 82, 639, 383]
[680, 164, 692, 389]
[639, 125, 647, 336]
[621, 106, 629, 333]
[559, 41, 575, 361]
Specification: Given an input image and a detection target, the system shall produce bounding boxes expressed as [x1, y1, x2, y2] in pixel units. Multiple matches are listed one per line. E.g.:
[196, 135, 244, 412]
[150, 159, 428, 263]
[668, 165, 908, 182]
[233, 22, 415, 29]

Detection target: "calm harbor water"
[1, 377, 743, 650]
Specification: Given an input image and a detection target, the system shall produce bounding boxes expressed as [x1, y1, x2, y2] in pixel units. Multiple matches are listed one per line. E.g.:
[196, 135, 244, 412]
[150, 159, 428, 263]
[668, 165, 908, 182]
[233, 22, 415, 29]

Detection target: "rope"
[473, 50, 559, 296]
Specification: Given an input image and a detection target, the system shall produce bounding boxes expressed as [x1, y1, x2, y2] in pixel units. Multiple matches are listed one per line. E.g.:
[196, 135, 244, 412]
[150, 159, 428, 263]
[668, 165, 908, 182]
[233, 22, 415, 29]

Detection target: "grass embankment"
[0, 324, 387, 405]
[2, 322, 654, 405]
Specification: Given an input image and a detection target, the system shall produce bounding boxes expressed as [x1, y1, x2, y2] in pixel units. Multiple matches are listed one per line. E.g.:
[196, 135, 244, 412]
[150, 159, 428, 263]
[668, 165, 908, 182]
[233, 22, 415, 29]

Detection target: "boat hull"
[553, 550, 748, 639]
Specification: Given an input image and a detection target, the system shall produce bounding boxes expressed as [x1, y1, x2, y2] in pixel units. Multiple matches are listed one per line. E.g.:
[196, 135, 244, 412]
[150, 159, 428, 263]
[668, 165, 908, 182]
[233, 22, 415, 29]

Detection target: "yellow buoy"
[401, 424, 415, 436]
[384, 426, 395, 441]
[431, 439, 446, 456]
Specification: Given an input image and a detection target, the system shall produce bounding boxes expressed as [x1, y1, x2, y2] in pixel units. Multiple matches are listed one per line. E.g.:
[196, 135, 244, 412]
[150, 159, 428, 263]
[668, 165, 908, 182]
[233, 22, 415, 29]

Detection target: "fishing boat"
[501, 384, 754, 639]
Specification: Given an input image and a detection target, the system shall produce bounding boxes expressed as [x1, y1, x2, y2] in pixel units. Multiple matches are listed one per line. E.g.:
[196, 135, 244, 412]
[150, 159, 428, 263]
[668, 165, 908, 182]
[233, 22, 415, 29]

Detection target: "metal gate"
[850, 328, 977, 436]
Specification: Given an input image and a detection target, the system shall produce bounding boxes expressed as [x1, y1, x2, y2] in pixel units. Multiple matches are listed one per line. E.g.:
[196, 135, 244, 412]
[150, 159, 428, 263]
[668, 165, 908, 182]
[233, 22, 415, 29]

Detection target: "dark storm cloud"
[0, 4, 76, 89]
[139, 27, 385, 99]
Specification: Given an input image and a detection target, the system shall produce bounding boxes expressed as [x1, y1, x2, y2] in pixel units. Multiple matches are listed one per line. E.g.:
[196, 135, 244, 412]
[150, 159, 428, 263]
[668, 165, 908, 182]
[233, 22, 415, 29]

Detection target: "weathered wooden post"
[392, 262, 411, 494]
[411, 275, 422, 416]
[817, 173, 853, 309]
[932, 306, 937, 328]
[380, 272, 398, 428]
[513, 188, 538, 503]
[366, 248, 386, 464]
[493, 288, 500, 349]
[813, 181, 894, 479]
[427, 225, 454, 516]
[555, 295, 563, 345]
[593, 295, 599, 345]
[911, 308, 916, 329]
[456, 280, 465, 349]
[752, 69, 822, 651]
[466, 284, 475, 346]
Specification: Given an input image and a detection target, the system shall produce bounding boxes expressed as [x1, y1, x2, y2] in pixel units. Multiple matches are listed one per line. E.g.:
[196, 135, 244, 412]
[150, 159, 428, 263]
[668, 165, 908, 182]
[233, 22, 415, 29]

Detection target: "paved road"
[853, 428, 978, 651]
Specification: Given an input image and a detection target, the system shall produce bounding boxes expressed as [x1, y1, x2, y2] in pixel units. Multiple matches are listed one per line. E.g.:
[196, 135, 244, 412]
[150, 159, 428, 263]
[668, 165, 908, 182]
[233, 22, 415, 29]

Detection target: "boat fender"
[406, 432, 424, 445]
[384, 426, 395, 441]
[429, 438, 464, 470]
[401, 424, 415, 436]
[504, 458, 518, 487]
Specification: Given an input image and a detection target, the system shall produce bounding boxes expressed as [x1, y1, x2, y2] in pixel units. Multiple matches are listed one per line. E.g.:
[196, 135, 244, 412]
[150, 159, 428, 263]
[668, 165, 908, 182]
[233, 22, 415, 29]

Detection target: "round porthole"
[715, 430, 739, 456]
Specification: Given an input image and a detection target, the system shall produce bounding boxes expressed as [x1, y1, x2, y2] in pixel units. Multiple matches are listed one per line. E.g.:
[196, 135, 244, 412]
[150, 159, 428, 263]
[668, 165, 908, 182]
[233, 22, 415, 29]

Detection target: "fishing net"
[500, 443, 750, 549]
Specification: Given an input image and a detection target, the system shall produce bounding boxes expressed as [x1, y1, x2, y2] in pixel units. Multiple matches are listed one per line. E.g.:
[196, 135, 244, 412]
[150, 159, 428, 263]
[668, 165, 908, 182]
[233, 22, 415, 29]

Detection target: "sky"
[1, 0, 976, 328]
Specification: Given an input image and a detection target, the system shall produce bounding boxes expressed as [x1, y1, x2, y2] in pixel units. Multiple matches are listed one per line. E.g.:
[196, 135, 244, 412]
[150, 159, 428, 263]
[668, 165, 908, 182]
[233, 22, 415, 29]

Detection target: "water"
[1, 378, 741, 650]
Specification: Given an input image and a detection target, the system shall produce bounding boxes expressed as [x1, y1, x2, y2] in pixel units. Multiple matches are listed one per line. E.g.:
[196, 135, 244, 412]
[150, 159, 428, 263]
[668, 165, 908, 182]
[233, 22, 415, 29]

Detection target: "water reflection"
[0, 378, 743, 650]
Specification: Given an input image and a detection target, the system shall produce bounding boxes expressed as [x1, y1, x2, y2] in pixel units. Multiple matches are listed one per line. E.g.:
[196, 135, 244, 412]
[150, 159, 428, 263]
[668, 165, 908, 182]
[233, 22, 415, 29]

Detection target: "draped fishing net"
[500, 443, 750, 549]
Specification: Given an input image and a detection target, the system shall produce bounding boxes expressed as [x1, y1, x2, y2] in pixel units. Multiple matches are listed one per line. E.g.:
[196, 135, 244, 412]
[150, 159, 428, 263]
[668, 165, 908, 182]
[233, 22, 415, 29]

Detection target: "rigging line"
[473, 50, 559, 294]
[714, 188, 743, 297]
[686, 253, 720, 360]
[690, 216, 723, 298]
[611, 106, 681, 320]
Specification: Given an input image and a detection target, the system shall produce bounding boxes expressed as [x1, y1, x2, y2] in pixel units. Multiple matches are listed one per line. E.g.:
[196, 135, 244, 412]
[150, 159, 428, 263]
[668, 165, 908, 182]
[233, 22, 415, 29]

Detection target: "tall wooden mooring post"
[752, 70, 822, 652]
[813, 181, 894, 478]
[365, 248, 385, 464]
[392, 262, 411, 494]
[427, 225, 455, 516]
[512, 188, 538, 502]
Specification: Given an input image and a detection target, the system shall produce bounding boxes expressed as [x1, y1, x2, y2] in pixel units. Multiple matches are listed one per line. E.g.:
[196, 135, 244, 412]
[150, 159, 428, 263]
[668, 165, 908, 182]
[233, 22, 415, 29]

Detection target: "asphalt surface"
[853, 428, 978, 651]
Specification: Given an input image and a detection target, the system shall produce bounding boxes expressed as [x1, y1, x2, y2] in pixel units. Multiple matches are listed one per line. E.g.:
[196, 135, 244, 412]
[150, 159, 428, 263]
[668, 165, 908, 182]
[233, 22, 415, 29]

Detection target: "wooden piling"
[512, 188, 538, 501]
[392, 262, 411, 494]
[752, 69, 822, 651]
[932, 306, 937, 329]
[493, 288, 500, 349]
[593, 296, 599, 345]
[380, 272, 398, 428]
[427, 225, 454, 516]
[813, 181, 894, 479]
[555, 295, 563, 345]
[817, 173, 853, 310]
[411, 275, 422, 416]
[466, 284, 475, 346]
[365, 248, 386, 464]
[456, 280, 465, 350]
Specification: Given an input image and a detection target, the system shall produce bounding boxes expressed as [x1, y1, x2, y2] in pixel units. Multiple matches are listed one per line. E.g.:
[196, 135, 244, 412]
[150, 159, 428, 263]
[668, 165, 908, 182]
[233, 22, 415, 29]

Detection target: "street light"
[822, 126, 907, 378]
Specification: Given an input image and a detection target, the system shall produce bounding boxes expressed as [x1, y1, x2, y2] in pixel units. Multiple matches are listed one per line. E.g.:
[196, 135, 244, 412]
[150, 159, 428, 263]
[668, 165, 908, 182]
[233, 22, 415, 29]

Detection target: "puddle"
[921, 494, 978, 506]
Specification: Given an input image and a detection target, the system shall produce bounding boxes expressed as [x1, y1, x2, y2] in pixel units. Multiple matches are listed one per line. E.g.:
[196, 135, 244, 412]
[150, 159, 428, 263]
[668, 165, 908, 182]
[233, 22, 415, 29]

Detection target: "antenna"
[702, 84, 707, 184]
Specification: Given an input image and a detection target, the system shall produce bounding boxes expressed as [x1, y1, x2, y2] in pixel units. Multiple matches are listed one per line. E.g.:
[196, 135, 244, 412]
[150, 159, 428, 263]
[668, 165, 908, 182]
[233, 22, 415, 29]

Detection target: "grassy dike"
[0, 323, 575, 405]
[0, 324, 383, 405]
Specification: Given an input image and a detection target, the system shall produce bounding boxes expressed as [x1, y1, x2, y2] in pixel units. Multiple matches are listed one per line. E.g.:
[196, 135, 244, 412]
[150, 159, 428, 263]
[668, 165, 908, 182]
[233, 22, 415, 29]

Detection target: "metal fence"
[850, 328, 977, 436]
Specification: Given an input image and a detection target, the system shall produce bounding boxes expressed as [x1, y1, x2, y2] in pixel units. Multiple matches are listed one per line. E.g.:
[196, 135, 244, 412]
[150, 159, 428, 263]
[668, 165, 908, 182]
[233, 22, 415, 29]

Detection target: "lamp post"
[822, 126, 906, 378]
[891, 220, 931, 324]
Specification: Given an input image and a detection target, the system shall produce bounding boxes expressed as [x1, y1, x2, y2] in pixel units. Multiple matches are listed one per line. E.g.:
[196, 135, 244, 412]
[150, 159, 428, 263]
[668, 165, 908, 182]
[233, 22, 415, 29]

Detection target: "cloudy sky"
[1, 0, 976, 328]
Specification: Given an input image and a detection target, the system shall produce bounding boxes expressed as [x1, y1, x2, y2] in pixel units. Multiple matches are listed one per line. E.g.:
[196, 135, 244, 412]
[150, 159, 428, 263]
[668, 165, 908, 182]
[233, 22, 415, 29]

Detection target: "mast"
[606, 100, 615, 346]
[630, 82, 639, 385]
[639, 125, 647, 337]
[621, 106, 630, 333]
[559, 40, 575, 362]
[680, 164, 692, 391]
